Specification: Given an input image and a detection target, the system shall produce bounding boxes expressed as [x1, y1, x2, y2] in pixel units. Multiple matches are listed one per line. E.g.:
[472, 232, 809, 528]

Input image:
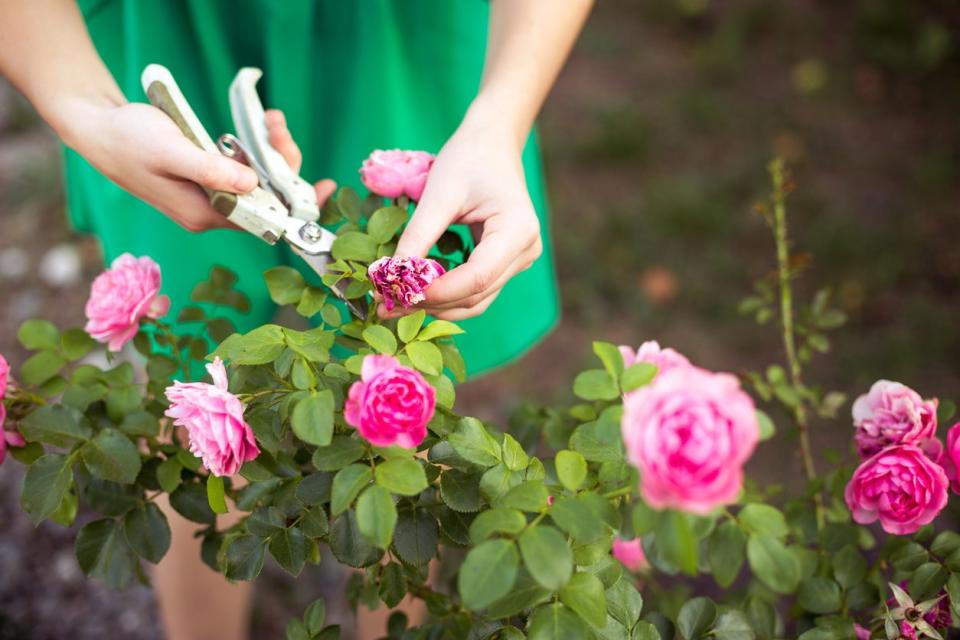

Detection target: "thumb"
[394, 185, 459, 258]
[161, 136, 259, 194]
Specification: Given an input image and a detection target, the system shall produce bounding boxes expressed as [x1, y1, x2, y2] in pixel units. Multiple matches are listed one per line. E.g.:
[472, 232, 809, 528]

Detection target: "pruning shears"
[140, 64, 368, 320]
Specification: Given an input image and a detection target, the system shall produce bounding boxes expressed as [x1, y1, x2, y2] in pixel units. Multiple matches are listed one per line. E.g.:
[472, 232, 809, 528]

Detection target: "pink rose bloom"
[84, 253, 171, 351]
[0, 353, 8, 428]
[844, 444, 948, 535]
[853, 624, 870, 640]
[944, 423, 960, 493]
[164, 358, 259, 477]
[852, 380, 938, 459]
[612, 538, 648, 572]
[618, 341, 690, 375]
[360, 149, 435, 202]
[344, 355, 435, 449]
[368, 256, 445, 311]
[622, 366, 759, 514]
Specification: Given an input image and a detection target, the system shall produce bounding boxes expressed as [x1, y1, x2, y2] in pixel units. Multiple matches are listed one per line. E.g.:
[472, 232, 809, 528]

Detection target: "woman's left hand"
[389, 117, 543, 321]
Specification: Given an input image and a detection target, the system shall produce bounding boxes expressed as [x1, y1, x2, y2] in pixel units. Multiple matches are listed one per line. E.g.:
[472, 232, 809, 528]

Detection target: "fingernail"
[235, 169, 256, 191]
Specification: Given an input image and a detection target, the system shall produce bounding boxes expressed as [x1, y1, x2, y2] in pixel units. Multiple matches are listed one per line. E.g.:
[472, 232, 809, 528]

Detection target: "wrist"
[459, 92, 531, 154]
[42, 89, 126, 151]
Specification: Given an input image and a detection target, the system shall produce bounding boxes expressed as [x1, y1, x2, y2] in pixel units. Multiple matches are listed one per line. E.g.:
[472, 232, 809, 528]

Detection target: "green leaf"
[362, 325, 398, 355]
[123, 503, 171, 563]
[225, 535, 267, 581]
[406, 340, 442, 375]
[458, 538, 520, 610]
[312, 436, 366, 471]
[519, 525, 573, 590]
[469, 508, 527, 543]
[330, 510, 381, 568]
[708, 521, 746, 588]
[356, 485, 397, 548]
[747, 533, 800, 594]
[20, 453, 73, 523]
[416, 320, 465, 342]
[573, 369, 619, 401]
[677, 597, 718, 640]
[169, 483, 216, 525]
[336, 186, 363, 221]
[375, 458, 428, 496]
[291, 390, 335, 446]
[569, 418, 623, 463]
[19, 405, 91, 446]
[656, 510, 699, 576]
[528, 603, 587, 640]
[379, 562, 407, 608]
[560, 572, 608, 628]
[206, 475, 228, 514]
[738, 504, 788, 539]
[480, 463, 524, 503]
[296, 286, 328, 318]
[605, 578, 643, 629]
[80, 428, 141, 484]
[367, 206, 408, 243]
[909, 562, 948, 601]
[270, 527, 307, 577]
[156, 458, 183, 494]
[212, 324, 286, 365]
[496, 480, 548, 512]
[449, 418, 502, 467]
[593, 341, 625, 379]
[331, 464, 373, 516]
[550, 497, 605, 543]
[18, 319, 60, 349]
[755, 410, 776, 441]
[61, 329, 96, 360]
[332, 231, 378, 262]
[501, 433, 529, 471]
[440, 469, 482, 513]
[797, 577, 841, 614]
[620, 363, 657, 392]
[264, 266, 307, 305]
[555, 450, 587, 491]
[392, 509, 438, 566]
[831, 545, 866, 589]
[397, 310, 426, 343]
[712, 611, 755, 640]
[631, 502, 659, 536]
[75, 518, 136, 589]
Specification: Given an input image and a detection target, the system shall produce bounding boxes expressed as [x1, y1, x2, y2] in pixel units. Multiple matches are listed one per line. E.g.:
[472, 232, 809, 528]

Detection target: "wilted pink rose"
[344, 355, 435, 449]
[164, 357, 259, 477]
[886, 582, 951, 630]
[853, 623, 870, 640]
[844, 444, 948, 535]
[899, 621, 918, 640]
[852, 380, 938, 459]
[622, 366, 759, 514]
[368, 256, 445, 311]
[612, 538, 648, 572]
[84, 253, 171, 351]
[618, 341, 690, 375]
[360, 149, 435, 202]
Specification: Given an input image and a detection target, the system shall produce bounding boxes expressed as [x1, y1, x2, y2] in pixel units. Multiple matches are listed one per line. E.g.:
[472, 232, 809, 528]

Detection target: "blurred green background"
[1, 1, 958, 638]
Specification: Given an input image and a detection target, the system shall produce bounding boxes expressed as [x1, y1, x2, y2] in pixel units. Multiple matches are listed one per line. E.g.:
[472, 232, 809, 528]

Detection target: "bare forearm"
[0, 0, 125, 144]
[466, 0, 593, 149]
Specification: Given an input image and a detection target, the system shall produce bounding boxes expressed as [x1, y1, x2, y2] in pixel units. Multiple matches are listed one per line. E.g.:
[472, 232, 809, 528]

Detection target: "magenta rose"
[618, 340, 690, 375]
[622, 366, 759, 514]
[944, 423, 960, 493]
[852, 380, 938, 459]
[844, 444, 948, 535]
[164, 357, 260, 477]
[368, 256, 445, 311]
[611, 538, 648, 572]
[360, 149, 435, 202]
[0, 353, 8, 428]
[84, 253, 171, 351]
[344, 355, 435, 449]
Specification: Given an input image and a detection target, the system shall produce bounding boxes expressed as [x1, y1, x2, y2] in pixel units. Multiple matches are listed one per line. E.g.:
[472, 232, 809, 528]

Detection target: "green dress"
[69, 0, 558, 376]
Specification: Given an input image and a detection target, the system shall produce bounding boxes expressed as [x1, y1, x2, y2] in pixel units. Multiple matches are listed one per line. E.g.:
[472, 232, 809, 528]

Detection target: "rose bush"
[2, 159, 960, 640]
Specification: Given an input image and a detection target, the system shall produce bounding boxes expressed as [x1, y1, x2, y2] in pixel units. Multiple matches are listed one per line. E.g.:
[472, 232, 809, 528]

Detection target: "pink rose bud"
[360, 149, 435, 202]
[852, 380, 938, 459]
[84, 253, 171, 351]
[853, 624, 870, 640]
[844, 444, 948, 535]
[618, 340, 690, 375]
[622, 366, 759, 515]
[368, 256, 445, 311]
[164, 357, 260, 477]
[344, 355, 435, 449]
[611, 537, 648, 572]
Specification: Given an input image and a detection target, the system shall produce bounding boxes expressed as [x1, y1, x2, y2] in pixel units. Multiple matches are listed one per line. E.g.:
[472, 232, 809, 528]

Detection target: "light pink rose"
[844, 444, 948, 535]
[0, 430, 26, 465]
[344, 355, 435, 449]
[164, 357, 259, 477]
[612, 538, 648, 572]
[368, 256, 445, 311]
[622, 366, 759, 514]
[852, 380, 938, 459]
[84, 253, 171, 351]
[944, 423, 960, 493]
[360, 149, 435, 202]
[618, 341, 690, 375]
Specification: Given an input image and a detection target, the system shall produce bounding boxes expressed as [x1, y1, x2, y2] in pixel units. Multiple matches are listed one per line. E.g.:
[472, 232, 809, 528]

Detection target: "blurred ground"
[2, 1, 959, 638]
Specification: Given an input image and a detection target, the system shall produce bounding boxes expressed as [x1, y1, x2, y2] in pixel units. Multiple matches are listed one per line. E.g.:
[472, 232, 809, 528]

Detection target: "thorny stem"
[769, 159, 824, 529]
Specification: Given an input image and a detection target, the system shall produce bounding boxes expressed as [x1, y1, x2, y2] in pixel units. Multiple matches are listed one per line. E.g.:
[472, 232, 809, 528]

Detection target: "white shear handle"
[229, 68, 319, 222]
